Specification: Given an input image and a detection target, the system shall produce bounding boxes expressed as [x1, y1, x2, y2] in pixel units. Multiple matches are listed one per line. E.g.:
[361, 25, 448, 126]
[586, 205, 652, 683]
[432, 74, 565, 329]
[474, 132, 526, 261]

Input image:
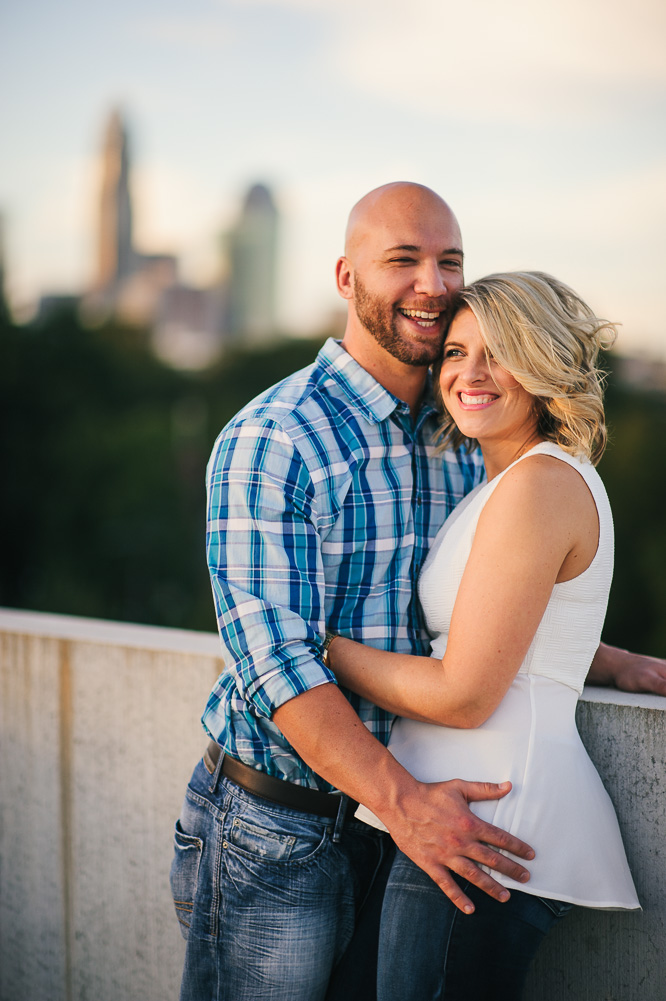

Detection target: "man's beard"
[353, 275, 447, 367]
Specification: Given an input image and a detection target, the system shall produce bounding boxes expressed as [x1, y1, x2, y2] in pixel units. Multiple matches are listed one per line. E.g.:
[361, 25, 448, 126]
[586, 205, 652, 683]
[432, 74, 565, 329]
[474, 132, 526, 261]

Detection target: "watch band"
[321, 630, 337, 668]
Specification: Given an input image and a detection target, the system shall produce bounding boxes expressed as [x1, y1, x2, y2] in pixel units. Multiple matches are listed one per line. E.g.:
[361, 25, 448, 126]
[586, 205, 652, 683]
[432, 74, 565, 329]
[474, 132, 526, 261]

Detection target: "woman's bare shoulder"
[502, 451, 588, 491]
[485, 452, 594, 529]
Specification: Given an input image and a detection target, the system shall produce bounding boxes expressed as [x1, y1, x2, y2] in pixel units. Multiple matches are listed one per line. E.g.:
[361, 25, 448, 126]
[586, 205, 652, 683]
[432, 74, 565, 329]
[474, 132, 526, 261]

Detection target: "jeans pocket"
[170, 819, 204, 939]
[227, 813, 328, 863]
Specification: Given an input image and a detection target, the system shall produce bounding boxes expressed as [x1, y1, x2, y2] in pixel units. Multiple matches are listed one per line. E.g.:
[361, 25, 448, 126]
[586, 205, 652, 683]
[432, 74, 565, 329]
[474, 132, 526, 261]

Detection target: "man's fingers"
[447, 856, 511, 905]
[448, 791, 535, 861]
[631, 666, 666, 697]
[459, 779, 513, 803]
[473, 843, 531, 884]
[430, 866, 476, 915]
[431, 858, 515, 913]
[445, 780, 536, 861]
[475, 820, 535, 862]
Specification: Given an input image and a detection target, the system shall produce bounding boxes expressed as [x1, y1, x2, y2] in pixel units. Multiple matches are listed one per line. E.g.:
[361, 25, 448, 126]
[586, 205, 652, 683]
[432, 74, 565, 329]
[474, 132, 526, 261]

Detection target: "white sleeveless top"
[356, 442, 639, 910]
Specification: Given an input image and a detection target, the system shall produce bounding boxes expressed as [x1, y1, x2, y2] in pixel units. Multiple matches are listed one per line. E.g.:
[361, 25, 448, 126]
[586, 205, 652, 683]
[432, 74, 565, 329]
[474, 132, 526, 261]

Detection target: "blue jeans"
[377, 851, 572, 1001]
[170, 754, 393, 1001]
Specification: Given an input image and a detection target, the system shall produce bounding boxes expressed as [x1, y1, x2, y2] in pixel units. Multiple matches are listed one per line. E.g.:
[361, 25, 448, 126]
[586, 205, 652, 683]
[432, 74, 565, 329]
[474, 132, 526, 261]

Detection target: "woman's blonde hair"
[434, 271, 617, 464]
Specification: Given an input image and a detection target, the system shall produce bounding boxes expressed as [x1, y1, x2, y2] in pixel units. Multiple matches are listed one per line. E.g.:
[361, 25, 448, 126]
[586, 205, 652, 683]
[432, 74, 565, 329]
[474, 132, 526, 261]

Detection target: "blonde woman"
[325, 272, 640, 1001]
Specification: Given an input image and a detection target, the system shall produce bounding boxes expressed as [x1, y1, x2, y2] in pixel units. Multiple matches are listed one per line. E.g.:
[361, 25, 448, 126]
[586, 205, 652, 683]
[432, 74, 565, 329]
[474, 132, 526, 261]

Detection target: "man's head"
[336, 183, 464, 371]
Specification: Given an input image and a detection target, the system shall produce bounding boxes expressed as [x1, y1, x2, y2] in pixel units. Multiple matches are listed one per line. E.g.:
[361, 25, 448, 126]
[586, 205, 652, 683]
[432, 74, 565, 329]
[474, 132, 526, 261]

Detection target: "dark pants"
[377, 850, 572, 1001]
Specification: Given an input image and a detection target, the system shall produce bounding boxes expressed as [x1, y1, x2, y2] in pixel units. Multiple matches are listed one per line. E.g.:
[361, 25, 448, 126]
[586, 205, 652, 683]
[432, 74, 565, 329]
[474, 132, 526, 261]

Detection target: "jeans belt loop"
[205, 741, 225, 794]
[332, 795, 350, 843]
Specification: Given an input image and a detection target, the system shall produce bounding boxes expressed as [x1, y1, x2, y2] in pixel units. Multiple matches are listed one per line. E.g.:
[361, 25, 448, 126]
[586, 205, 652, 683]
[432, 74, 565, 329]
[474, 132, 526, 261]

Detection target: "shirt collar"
[317, 338, 440, 428]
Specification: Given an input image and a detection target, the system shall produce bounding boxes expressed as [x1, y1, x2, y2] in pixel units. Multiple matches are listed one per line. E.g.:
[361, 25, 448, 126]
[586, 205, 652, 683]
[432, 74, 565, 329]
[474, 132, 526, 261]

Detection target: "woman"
[325, 272, 640, 1000]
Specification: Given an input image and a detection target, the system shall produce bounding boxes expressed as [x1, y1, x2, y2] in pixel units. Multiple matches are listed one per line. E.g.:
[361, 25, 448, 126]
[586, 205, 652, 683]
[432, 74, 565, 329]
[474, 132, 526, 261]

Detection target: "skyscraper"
[96, 110, 134, 290]
[226, 183, 279, 343]
[85, 109, 177, 327]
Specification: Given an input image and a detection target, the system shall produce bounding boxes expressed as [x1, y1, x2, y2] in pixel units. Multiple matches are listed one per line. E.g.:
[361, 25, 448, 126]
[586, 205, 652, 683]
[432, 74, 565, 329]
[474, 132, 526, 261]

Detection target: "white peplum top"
[356, 441, 640, 910]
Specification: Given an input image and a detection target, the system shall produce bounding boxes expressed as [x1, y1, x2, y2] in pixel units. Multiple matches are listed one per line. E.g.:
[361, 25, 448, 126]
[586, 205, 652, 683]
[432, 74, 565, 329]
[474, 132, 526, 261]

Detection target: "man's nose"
[413, 261, 447, 297]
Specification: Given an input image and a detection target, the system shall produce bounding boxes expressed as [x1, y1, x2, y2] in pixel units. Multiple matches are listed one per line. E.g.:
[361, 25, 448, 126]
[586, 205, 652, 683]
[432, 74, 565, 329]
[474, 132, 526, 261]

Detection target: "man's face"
[347, 193, 464, 368]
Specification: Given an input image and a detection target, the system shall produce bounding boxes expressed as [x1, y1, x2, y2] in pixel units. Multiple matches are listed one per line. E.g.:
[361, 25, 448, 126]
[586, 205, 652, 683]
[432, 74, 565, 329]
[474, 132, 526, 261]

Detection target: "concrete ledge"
[1, 610, 664, 1001]
[0, 607, 221, 654]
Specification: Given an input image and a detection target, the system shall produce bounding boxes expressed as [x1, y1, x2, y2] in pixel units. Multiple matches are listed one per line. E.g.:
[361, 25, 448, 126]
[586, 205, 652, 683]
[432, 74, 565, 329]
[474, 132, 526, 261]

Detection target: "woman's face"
[439, 308, 537, 446]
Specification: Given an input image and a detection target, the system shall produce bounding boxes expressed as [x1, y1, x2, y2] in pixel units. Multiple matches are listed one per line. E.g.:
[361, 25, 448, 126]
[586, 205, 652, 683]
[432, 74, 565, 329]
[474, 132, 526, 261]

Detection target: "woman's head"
[434, 271, 617, 464]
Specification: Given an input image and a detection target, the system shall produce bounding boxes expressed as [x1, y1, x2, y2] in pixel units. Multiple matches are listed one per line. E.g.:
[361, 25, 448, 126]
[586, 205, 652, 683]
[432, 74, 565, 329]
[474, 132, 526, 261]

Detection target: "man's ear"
[335, 257, 354, 300]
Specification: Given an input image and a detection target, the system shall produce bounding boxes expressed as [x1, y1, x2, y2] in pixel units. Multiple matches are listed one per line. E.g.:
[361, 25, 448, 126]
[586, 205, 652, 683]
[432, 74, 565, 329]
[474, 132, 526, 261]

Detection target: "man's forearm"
[588, 641, 666, 695]
[587, 642, 625, 686]
[272, 681, 413, 819]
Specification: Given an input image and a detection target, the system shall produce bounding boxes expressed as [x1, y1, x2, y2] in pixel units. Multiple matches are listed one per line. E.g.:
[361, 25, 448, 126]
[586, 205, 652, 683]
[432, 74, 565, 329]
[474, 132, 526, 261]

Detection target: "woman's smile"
[457, 390, 499, 408]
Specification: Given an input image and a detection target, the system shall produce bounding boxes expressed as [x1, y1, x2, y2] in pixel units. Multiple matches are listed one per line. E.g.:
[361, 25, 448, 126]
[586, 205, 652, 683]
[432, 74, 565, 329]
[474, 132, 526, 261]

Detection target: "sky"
[2, 0, 665, 358]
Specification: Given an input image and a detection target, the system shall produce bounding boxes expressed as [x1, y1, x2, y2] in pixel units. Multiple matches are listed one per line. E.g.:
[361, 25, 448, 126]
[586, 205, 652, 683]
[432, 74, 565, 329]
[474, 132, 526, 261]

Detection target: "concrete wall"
[0, 610, 221, 1001]
[0, 609, 664, 1001]
[525, 687, 666, 1001]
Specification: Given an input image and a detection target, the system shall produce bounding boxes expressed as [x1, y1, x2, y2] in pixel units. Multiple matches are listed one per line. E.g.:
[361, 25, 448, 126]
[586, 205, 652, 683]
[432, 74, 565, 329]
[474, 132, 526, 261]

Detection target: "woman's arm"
[329, 455, 598, 727]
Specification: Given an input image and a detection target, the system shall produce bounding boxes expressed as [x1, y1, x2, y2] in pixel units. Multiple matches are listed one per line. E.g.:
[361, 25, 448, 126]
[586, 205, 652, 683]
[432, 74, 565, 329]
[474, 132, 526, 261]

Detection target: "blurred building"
[47, 109, 283, 366]
[152, 283, 227, 371]
[96, 110, 134, 288]
[83, 109, 178, 329]
[225, 183, 279, 344]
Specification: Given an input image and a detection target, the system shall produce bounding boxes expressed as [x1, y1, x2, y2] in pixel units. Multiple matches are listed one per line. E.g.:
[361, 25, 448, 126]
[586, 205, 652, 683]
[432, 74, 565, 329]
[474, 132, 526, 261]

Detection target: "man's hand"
[380, 776, 533, 915]
[274, 684, 534, 915]
[588, 642, 666, 696]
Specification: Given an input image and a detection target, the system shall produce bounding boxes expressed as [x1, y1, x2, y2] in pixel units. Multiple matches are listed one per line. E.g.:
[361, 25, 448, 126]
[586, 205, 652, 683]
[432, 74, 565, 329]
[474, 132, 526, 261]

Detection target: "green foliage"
[599, 370, 666, 656]
[1, 307, 664, 657]
[0, 307, 323, 631]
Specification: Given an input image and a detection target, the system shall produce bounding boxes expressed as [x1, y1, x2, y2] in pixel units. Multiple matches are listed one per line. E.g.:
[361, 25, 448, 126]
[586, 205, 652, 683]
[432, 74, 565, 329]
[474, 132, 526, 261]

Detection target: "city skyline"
[1, 0, 665, 358]
[76, 108, 281, 367]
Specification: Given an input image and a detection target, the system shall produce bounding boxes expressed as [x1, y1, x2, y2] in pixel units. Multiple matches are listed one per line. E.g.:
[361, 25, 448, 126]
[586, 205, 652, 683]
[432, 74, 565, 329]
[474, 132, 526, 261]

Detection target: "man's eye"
[389, 257, 415, 264]
[441, 259, 462, 269]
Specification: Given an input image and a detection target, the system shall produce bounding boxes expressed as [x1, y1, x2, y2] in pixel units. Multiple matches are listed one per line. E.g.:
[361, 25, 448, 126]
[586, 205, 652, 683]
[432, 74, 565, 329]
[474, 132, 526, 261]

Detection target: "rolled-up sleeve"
[205, 417, 337, 725]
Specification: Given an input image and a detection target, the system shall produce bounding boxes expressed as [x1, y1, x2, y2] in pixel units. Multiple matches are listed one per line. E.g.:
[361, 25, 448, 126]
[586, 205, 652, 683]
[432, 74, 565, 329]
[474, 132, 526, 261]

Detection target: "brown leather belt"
[203, 741, 358, 820]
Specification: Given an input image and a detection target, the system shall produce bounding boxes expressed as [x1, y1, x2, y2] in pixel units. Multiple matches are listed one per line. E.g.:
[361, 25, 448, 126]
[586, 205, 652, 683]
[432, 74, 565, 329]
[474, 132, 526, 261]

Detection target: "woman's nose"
[460, 354, 488, 382]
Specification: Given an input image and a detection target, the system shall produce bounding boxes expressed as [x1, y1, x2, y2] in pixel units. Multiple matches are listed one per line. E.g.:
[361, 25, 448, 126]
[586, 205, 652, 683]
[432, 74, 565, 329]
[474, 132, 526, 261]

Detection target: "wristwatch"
[321, 631, 337, 668]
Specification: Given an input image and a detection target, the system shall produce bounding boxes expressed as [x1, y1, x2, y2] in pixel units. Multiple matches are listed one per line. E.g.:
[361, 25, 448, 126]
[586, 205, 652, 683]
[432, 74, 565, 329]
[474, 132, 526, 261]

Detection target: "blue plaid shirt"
[203, 338, 484, 790]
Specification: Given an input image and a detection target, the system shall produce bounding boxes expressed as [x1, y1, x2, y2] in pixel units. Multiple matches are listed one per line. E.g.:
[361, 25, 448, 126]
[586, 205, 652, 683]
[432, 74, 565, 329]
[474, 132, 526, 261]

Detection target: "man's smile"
[398, 307, 444, 329]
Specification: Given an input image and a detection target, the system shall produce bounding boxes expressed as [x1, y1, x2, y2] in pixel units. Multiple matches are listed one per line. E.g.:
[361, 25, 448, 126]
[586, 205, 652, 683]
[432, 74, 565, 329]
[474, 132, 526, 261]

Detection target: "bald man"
[171, 183, 666, 1001]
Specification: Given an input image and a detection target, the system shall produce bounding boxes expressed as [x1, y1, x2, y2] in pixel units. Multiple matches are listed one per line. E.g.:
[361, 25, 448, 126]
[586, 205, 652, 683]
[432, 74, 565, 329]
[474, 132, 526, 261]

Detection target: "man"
[172, 183, 666, 1001]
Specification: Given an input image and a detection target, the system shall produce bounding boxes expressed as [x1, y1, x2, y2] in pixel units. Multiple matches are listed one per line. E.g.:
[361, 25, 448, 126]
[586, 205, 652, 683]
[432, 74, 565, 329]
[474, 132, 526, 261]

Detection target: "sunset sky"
[2, 0, 665, 357]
